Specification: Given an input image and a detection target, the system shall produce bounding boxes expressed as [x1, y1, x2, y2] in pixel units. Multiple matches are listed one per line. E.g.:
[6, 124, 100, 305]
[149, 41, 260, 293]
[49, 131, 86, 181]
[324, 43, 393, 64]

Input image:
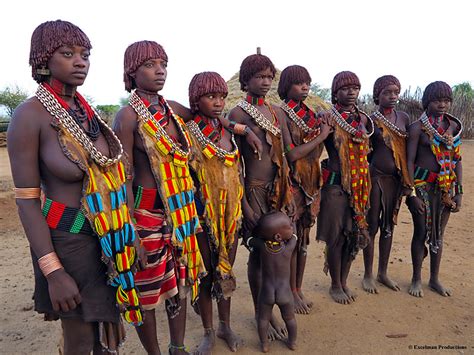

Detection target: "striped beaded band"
[133, 186, 164, 210]
[414, 166, 438, 184]
[42, 198, 93, 235]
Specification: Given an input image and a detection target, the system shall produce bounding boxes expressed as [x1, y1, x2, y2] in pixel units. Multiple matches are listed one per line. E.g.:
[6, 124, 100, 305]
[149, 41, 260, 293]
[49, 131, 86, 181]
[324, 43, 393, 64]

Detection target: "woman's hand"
[47, 269, 82, 312]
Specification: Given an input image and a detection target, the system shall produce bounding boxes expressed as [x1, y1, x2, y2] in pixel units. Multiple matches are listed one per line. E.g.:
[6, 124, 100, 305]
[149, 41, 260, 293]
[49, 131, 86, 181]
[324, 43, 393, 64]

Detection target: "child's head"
[30, 20, 91, 84]
[239, 54, 276, 93]
[373, 75, 401, 107]
[331, 71, 360, 105]
[123, 40, 168, 92]
[422, 81, 452, 112]
[188, 71, 228, 116]
[255, 211, 293, 242]
[277, 65, 312, 102]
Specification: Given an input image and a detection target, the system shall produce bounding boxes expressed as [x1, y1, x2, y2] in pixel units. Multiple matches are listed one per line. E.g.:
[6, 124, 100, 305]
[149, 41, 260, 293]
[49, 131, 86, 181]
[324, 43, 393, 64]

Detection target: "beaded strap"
[36, 84, 123, 167]
[237, 100, 281, 137]
[373, 110, 407, 138]
[281, 101, 319, 134]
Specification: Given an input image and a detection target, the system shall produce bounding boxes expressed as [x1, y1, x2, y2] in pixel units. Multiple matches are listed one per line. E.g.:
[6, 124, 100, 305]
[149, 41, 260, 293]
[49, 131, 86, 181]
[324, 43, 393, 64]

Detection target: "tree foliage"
[310, 83, 331, 102]
[95, 104, 120, 125]
[0, 86, 29, 118]
[452, 82, 474, 100]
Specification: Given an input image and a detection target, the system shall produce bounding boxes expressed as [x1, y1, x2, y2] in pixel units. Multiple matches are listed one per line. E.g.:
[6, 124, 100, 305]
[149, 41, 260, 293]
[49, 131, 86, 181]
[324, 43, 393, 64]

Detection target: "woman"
[362, 75, 412, 294]
[7, 20, 142, 354]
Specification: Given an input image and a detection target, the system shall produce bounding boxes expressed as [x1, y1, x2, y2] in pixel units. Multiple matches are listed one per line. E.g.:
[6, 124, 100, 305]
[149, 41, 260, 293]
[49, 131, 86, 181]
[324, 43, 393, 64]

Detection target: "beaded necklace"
[36, 84, 123, 167]
[264, 240, 285, 254]
[419, 112, 462, 148]
[237, 99, 281, 137]
[187, 116, 239, 167]
[373, 110, 407, 138]
[282, 99, 321, 143]
[246, 94, 265, 106]
[140, 96, 170, 128]
[192, 115, 223, 143]
[129, 91, 191, 165]
[330, 105, 374, 142]
[419, 112, 462, 193]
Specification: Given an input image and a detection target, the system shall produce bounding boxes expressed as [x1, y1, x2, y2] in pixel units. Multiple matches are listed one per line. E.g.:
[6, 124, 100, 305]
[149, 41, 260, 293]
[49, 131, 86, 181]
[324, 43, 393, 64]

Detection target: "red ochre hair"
[29, 20, 91, 83]
[331, 71, 361, 104]
[188, 72, 228, 113]
[123, 40, 168, 92]
[422, 81, 453, 110]
[278, 65, 312, 100]
[239, 54, 276, 91]
[373, 75, 401, 105]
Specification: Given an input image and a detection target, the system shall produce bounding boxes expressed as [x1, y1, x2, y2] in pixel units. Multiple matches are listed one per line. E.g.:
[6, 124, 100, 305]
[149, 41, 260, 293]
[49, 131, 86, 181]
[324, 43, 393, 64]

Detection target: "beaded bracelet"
[38, 252, 64, 277]
[454, 184, 463, 195]
[285, 143, 295, 154]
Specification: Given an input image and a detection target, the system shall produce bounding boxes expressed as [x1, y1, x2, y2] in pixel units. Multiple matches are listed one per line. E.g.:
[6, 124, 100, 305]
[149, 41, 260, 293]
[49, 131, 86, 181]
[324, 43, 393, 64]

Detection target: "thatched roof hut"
[224, 69, 329, 113]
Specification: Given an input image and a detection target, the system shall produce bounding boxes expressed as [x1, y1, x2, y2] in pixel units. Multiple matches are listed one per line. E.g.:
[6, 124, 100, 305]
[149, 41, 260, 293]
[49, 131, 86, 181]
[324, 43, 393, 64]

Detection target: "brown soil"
[0, 145, 473, 354]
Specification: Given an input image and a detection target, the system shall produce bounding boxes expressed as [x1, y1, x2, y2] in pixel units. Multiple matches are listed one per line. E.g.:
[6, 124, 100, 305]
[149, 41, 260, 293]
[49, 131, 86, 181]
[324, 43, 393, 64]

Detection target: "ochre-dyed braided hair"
[29, 20, 92, 83]
[278, 65, 312, 100]
[422, 81, 452, 110]
[373, 75, 401, 105]
[331, 71, 361, 104]
[123, 40, 168, 92]
[188, 72, 228, 113]
[239, 54, 276, 91]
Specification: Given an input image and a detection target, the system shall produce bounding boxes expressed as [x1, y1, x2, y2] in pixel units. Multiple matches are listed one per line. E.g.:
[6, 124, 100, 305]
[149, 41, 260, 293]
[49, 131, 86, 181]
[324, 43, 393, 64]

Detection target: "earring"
[36, 67, 50, 76]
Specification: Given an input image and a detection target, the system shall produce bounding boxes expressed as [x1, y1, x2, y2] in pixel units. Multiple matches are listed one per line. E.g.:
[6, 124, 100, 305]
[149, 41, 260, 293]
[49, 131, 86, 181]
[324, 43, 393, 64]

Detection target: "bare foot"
[329, 287, 352, 305]
[377, 274, 400, 291]
[216, 322, 243, 352]
[193, 328, 215, 355]
[362, 276, 378, 294]
[254, 316, 286, 341]
[286, 340, 297, 351]
[408, 280, 423, 297]
[342, 286, 357, 302]
[269, 314, 288, 340]
[260, 341, 270, 353]
[429, 279, 452, 297]
[298, 289, 313, 309]
[293, 291, 310, 314]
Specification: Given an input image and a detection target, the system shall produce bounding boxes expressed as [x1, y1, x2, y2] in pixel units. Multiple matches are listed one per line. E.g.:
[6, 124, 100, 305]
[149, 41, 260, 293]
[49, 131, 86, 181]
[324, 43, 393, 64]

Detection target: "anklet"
[168, 343, 187, 353]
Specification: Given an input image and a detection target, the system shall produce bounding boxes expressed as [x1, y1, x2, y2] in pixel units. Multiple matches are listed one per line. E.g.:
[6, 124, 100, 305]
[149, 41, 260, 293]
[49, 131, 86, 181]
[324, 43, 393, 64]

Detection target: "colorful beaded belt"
[42, 198, 93, 235]
[414, 166, 438, 183]
[133, 186, 164, 210]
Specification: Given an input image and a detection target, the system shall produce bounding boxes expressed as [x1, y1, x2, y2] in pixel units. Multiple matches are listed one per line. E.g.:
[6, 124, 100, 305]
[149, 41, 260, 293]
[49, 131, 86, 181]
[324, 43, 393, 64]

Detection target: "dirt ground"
[0, 143, 473, 355]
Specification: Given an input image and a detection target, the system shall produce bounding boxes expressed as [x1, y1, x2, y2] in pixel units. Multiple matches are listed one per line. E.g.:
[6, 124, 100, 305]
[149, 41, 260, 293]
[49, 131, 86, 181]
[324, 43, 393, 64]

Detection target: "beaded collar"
[281, 99, 321, 133]
[140, 96, 170, 128]
[372, 110, 407, 138]
[129, 90, 191, 158]
[419, 112, 462, 148]
[237, 99, 281, 137]
[187, 116, 239, 166]
[191, 115, 223, 143]
[264, 240, 285, 254]
[330, 105, 374, 142]
[36, 84, 123, 167]
[246, 95, 265, 106]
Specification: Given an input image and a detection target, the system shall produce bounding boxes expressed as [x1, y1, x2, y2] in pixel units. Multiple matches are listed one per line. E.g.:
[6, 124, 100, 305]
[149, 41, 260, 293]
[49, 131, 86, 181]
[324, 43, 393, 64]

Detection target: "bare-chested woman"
[362, 75, 412, 294]
[317, 71, 373, 305]
[406, 81, 462, 298]
[228, 53, 294, 341]
[8, 20, 143, 354]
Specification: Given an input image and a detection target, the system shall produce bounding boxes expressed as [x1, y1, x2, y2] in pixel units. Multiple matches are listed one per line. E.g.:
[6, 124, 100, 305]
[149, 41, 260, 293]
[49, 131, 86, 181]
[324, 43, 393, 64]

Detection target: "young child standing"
[248, 211, 297, 353]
